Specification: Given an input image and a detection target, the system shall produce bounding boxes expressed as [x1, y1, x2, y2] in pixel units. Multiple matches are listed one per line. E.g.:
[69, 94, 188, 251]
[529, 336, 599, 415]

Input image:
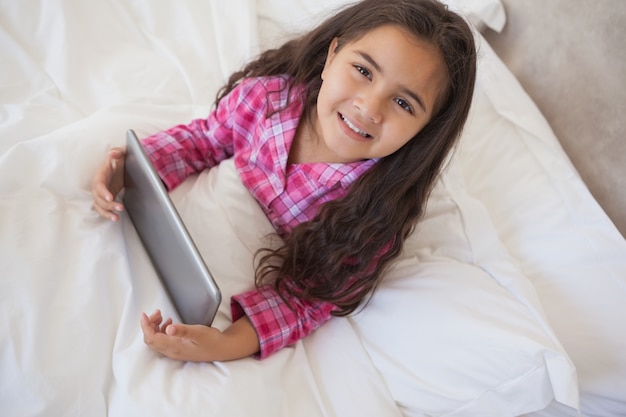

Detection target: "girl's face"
[313, 24, 448, 163]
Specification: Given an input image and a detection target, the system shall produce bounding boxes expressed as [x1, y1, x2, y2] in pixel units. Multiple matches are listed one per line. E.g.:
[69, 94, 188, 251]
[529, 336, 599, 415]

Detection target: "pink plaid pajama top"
[141, 76, 377, 359]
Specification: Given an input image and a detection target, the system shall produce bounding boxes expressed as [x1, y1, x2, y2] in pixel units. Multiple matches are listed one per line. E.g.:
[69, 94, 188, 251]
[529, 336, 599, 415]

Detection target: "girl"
[92, 0, 476, 362]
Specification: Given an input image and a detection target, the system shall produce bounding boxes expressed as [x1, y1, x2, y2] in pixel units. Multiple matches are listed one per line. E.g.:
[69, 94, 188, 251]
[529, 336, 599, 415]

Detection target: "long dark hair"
[217, 0, 477, 315]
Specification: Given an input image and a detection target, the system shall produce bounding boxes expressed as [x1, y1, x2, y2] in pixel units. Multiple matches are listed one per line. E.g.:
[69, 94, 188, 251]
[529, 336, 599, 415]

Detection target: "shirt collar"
[271, 80, 378, 190]
[303, 159, 378, 189]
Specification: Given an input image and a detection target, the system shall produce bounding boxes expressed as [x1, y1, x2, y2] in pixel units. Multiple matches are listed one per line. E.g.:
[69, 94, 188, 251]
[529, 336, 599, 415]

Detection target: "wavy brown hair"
[216, 0, 476, 315]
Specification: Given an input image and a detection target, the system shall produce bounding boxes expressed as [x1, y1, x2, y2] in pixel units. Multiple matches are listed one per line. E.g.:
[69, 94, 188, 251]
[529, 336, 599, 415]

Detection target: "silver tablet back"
[123, 129, 221, 326]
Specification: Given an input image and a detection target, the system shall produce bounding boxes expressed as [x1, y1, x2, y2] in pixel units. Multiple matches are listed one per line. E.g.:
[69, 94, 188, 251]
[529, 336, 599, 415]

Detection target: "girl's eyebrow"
[356, 50, 427, 113]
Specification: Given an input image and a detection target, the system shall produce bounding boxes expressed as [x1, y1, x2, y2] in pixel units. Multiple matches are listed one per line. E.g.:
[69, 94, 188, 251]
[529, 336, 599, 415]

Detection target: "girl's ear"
[321, 37, 340, 81]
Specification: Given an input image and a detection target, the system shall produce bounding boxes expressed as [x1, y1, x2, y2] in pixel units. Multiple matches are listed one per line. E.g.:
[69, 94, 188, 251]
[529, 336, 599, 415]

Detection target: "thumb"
[166, 323, 191, 337]
[166, 324, 179, 336]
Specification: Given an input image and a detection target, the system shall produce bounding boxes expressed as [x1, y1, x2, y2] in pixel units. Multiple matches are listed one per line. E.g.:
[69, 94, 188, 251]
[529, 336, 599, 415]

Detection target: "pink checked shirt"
[141, 76, 376, 359]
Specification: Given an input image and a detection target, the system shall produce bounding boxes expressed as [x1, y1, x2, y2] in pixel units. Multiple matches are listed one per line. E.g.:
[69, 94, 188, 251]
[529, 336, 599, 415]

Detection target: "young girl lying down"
[91, 0, 476, 361]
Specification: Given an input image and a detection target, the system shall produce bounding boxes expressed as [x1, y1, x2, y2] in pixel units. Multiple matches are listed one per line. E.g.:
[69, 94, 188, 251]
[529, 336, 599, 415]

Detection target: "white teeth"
[341, 115, 369, 137]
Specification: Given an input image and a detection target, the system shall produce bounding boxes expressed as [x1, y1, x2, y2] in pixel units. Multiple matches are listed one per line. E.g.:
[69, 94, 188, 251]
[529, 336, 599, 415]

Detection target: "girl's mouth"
[340, 113, 372, 139]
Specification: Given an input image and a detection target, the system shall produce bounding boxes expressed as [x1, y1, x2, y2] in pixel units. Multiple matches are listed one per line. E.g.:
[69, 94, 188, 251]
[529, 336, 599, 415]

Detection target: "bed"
[1, 1, 624, 416]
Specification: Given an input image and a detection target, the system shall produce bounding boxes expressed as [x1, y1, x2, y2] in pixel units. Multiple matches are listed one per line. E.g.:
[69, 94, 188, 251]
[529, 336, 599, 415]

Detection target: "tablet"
[123, 129, 221, 326]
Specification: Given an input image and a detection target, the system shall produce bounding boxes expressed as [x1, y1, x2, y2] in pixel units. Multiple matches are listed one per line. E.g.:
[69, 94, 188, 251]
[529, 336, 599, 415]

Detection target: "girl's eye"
[395, 98, 414, 114]
[354, 65, 371, 80]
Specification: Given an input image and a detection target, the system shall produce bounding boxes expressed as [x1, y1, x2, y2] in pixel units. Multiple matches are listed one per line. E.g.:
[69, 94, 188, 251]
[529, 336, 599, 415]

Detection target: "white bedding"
[1, 1, 625, 416]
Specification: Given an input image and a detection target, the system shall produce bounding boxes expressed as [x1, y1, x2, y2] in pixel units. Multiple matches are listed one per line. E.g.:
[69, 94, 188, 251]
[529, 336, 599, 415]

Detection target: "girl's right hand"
[92, 147, 126, 222]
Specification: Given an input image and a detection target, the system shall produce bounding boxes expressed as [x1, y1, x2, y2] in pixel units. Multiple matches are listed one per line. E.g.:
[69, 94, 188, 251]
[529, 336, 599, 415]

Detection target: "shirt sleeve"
[140, 80, 254, 191]
[230, 286, 338, 359]
[231, 239, 396, 359]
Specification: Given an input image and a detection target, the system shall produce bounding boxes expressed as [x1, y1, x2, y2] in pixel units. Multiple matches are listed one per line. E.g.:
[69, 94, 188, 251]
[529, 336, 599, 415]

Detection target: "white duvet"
[1, 1, 625, 416]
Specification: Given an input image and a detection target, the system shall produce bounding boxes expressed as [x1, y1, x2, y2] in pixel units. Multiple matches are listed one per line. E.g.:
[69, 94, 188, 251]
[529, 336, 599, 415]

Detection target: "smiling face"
[309, 24, 448, 164]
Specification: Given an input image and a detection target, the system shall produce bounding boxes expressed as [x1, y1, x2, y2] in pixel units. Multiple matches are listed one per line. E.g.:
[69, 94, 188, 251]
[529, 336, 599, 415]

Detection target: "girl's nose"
[353, 94, 383, 124]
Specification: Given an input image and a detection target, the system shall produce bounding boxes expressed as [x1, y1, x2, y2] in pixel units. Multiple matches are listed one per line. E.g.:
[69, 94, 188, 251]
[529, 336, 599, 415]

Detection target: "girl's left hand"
[140, 309, 260, 362]
[140, 310, 223, 362]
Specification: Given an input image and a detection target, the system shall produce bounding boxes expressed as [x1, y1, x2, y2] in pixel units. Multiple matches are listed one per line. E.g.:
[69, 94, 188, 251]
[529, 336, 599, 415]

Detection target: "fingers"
[144, 309, 174, 331]
[107, 147, 126, 167]
[92, 186, 124, 221]
[148, 309, 163, 324]
[92, 147, 126, 221]
[141, 310, 177, 337]
[141, 312, 156, 337]
[141, 310, 166, 345]
[141, 311, 190, 360]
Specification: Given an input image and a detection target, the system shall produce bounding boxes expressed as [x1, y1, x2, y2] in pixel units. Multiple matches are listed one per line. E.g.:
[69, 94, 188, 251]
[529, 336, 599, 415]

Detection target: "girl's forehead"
[343, 24, 426, 47]
[339, 24, 442, 71]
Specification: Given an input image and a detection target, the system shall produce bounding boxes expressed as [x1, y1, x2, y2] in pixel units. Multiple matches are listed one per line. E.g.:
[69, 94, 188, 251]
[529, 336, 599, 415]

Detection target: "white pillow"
[458, 34, 626, 416]
[344, 36, 582, 415]
[441, 0, 506, 32]
[349, 166, 578, 416]
[256, 0, 506, 53]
